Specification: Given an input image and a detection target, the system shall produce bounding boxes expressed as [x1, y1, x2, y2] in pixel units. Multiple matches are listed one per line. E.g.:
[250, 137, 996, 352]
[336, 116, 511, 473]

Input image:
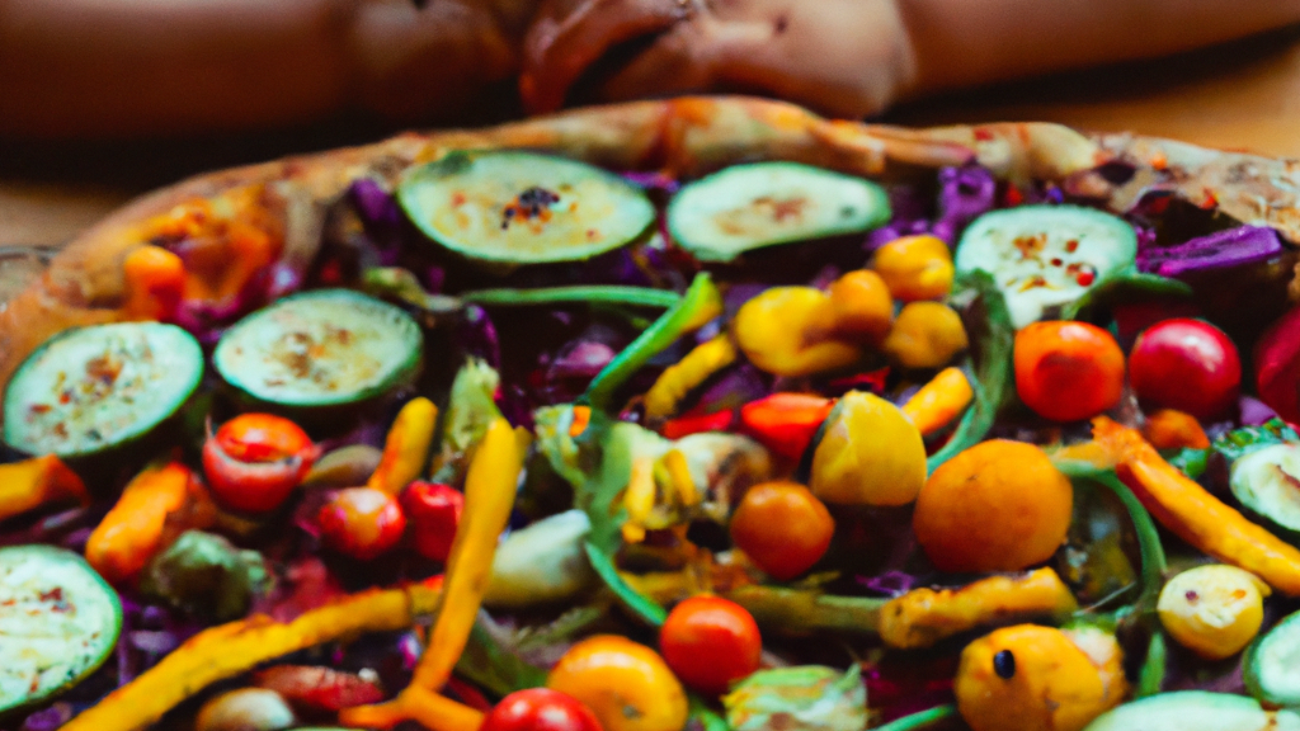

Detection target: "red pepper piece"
[740, 393, 835, 460]
[662, 408, 734, 440]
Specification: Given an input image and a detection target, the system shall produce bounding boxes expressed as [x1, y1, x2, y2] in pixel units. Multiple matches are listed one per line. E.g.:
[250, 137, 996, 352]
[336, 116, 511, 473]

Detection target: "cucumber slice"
[1245, 609, 1300, 707]
[0, 544, 122, 715]
[1083, 691, 1300, 731]
[667, 162, 890, 262]
[214, 289, 423, 408]
[1229, 443, 1300, 538]
[397, 150, 655, 264]
[3, 322, 203, 458]
[955, 205, 1138, 329]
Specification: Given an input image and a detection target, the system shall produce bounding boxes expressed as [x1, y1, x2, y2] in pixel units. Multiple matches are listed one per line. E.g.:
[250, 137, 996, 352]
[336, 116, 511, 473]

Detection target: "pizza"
[5, 96, 1300, 731]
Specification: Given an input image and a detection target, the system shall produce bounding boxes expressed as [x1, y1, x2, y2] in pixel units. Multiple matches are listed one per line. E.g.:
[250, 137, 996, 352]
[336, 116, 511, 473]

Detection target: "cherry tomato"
[317, 487, 406, 560]
[1129, 318, 1241, 419]
[660, 595, 762, 695]
[729, 481, 834, 581]
[400, 480, 463, 563]
[202, 413, 316, 513]
[479, 688, 604, 731]
[547, 635, 688, 731]
[1014, 321, 1124, 422]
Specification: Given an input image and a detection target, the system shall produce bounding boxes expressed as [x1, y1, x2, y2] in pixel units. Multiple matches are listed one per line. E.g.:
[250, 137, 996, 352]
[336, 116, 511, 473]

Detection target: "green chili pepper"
[463, 286, 680, 309]
[872, 704, 957, 731]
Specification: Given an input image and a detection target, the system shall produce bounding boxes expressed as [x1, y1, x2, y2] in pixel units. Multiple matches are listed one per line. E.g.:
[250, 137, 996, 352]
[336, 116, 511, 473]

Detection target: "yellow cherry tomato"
[882, 301, 968, 369]
[873, 234, 955, 301]
[733, 287, 862, 377]
[828, 269, 893, 343]
[955, 624, 1126, 731]
[810, 391, 926, 506]
[1158, 564, 1271, 660]
[547, 635, 689, 731]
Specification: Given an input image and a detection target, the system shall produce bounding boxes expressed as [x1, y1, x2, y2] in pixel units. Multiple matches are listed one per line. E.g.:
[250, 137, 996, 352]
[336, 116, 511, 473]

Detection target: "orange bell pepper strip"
[901, 367, 974, 437]
[0, 454, 88, 522]
[879, 567, 1079, 649]
[1141, 408, 1210, 450]
[59, 576, 445, 731]
[1092, 416, 1300, 596]
[740, 393, 835, 460]
[341, 417, 531, 731]
[367, 397, 439, 495]
[122, 246, 186, 321]
[84, 460, 214, 585]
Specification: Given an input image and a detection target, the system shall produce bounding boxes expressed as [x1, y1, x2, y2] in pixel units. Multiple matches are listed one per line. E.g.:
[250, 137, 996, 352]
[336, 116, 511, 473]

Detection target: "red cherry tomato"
[202, 413, 317, 513]
[400, 481, 464, 563]
[1129, 318, 1241, 420]
[1014, 321, 1125, 422]
[479, 688, 604, 731]
[317, 487, 406, 560]
[659, 595, 762, 695]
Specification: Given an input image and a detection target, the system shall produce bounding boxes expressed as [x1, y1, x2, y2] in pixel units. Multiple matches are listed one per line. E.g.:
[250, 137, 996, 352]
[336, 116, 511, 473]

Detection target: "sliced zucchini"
[1083, 691, 1300, 731]
[3, 322, 203, 458]
[397, 150, 655, 264]
[0, 544, 122, 715]
[213, 289, 423, 408]
[1229, 443, 1300, 538]
[1245, 609, 1300, 708]
[667, 162, 890, 262]
[955, 205, 1138, 329]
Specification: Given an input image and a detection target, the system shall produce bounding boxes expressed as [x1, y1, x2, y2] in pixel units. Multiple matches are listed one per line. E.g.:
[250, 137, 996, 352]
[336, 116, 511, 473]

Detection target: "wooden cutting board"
[3, 26, 1300, 253]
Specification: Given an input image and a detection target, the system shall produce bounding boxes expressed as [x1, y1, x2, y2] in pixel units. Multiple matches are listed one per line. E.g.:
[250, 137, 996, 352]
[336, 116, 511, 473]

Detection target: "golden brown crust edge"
[3, 95, 1297, 404]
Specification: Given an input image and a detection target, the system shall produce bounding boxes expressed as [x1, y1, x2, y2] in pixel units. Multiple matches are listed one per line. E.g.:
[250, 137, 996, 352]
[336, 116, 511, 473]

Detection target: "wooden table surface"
[5, 26, 1300, 252]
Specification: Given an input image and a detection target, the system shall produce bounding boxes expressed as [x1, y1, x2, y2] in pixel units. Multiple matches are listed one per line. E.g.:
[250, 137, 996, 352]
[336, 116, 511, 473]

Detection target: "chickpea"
[882, 301, 968, 369]
[873, 234, 955, 301]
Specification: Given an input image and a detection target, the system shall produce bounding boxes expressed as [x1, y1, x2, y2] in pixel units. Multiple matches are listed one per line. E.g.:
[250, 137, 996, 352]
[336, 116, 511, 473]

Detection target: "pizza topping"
[955, 205, 1139, 328]
[667, 162, 890, 262]
[398, 151, 655, 264]
[0, 545, 121, 716]
[214, 289, 422, 408]
[3, 322, 204, 458]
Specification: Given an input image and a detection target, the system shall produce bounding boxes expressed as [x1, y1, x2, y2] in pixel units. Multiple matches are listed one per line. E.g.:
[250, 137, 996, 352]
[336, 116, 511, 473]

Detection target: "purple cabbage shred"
[856, 570, 919, 598]
[1136, 225, 1284, 277]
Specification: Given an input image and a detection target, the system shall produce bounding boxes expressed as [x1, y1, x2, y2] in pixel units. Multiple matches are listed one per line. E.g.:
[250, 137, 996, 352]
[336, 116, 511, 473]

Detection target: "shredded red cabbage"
[1137, 225, 1284, 277]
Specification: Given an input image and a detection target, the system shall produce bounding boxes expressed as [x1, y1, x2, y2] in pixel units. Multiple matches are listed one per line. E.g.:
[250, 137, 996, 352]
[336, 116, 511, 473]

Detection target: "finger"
[520, 0, 689, 113]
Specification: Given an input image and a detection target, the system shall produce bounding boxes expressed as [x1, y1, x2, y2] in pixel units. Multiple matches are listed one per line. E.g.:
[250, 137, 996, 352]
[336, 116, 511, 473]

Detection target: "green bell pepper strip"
[873, 705, 958, 731]
[462, 286, 680, 309]
[581, 273, 723, 414]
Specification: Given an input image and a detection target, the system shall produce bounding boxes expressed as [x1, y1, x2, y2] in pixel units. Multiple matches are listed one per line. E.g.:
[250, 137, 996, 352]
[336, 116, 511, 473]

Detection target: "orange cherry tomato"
[913, 440, 1073, 573]
[729, 481, 834, 581]
[1014, 321, 1124, 422]
[202, 413, 317, 513]
[660, 595, 762, 695]
[317, 487, 406, 560]
[547, 635, 689, 731]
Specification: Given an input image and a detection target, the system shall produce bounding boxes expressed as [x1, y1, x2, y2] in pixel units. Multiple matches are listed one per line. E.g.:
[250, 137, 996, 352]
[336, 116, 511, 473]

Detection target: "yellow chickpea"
[733, 287, 862, 377]
[873, 234, 955, 301]
[828, 269, 894, 343]
[883, 301, 969, 369]
[1158, 564, 1271, 660]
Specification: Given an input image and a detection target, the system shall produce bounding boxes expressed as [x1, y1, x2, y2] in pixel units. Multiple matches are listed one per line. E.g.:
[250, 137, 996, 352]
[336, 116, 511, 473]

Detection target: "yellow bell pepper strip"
[367, 397, 439, 495]
[59, 575, 445, 731]
[340, 417, 531, 730]
[121, 245, 186, 321]
[1091, 416, 1300, 596]
[879, 568, 1079, 650]
[622, 456, 656, 544]
[84, 460, 214, 585]
[583, 273, 723, 414]
[901, 367, 974, 437]
[0, 454, 88, 522]
[643, 335, 737, 420]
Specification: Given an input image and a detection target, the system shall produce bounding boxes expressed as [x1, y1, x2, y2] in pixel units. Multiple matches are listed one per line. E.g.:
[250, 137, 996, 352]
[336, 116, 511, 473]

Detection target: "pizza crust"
[2, 95, 1296, 411]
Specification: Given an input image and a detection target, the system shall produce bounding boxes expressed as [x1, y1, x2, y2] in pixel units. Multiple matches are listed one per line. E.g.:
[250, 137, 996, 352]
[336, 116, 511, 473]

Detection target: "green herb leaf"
[1136, 630, 1167, 698]
[454, 619, 549, 697]
[927, 270, 1015, 474]
[1213, 418, 1299, 464]
[463, 286, 680, 309]
[140, 530, 271, 621]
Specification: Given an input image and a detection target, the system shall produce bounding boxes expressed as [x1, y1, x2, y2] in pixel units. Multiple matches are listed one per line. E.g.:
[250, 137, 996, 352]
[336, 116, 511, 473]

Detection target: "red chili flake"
[39, 587, 64, 602]
[450, 192, 466, 207]
[1002, 185, 1024, 206]
[1185, 590, 1199, 602]
[58, 392, 71, 405]
[29, 404, 51, 414]
[1200, 188, 1219, 210]
[1050, 258, 1063, 267]
[1064, 239, 1080, 253]
[1076, 270, 1096, 286]
[974, 128, 995, 141]
[1013, 234, 1046, 260]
